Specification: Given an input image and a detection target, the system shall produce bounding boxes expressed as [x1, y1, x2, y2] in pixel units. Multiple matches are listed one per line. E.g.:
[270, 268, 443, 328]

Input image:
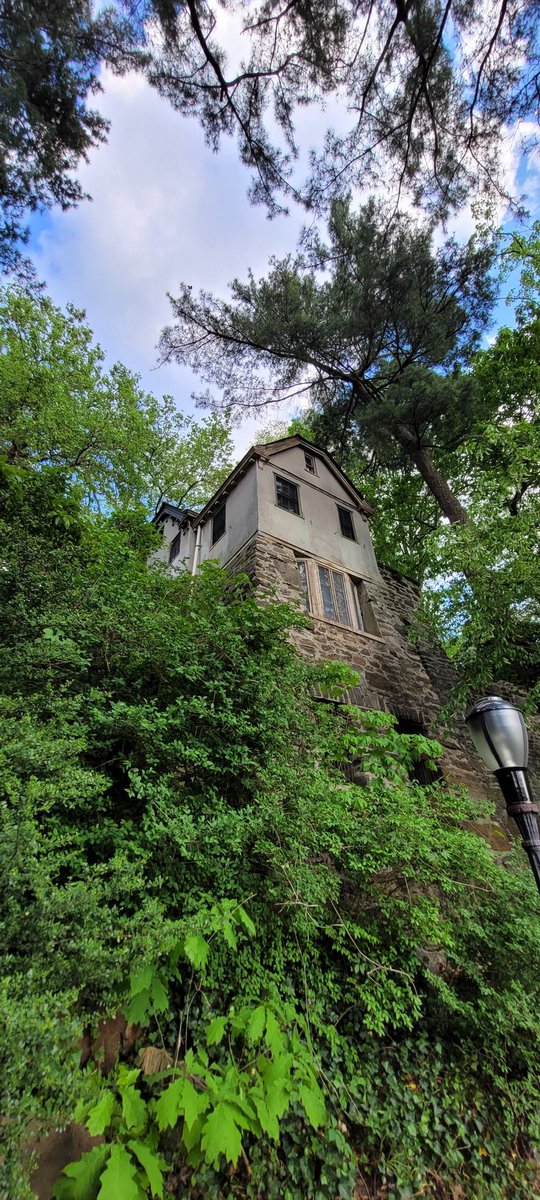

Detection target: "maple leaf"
[53, 1144, 110, 1199]
[96, 1144, 140, 1199]
[183, 934, 210, 970]
[86, 1091, 116, 1136]
[122, 1085, 148, 1133]
[128, 1140, 167, 1199]
[201, 1101, 243, 1166]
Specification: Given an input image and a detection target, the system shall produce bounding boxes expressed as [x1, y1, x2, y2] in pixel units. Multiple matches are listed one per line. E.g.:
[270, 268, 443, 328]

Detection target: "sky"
[26, 60, 540, 460]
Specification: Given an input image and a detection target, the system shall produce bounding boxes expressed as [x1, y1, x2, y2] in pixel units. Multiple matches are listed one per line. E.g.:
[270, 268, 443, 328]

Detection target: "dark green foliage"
[2, 0, 540, 257]
[160, 197, 495, 524]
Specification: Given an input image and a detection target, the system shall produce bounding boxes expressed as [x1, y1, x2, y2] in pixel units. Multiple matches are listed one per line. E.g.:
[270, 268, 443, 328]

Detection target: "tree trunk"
[393, 423, 469, 524]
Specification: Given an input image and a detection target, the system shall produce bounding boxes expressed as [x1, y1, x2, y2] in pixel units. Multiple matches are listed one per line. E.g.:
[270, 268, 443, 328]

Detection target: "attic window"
[169, 532, 181, 563]
[212, 502, 226, 545]
[275, 475, 300, 515]
[336, 506, 357, 540]
[304, 452, 316, 474]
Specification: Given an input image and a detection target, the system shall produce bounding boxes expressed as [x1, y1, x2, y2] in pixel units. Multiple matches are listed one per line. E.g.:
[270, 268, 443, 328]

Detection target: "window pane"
[304, 452, 316, 474]
[212, 503, 226, 544]
[332, 570, 352, 625]
[297, 560, 310, 612]
[318, 565, 337, 620]
[338, 506, 355, 539]
[276, 475, 300, 514]
[169, 532, 181, 562]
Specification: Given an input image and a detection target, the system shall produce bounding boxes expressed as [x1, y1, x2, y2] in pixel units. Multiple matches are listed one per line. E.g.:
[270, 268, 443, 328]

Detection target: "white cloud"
[29, 66, 307, 455]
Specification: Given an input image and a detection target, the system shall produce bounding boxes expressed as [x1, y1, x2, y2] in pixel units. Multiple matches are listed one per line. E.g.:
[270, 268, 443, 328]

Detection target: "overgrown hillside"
[1, 291, 540, 1200]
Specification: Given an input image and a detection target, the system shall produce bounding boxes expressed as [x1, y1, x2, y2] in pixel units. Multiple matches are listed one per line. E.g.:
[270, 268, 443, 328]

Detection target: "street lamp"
[466, 696, 540, 893]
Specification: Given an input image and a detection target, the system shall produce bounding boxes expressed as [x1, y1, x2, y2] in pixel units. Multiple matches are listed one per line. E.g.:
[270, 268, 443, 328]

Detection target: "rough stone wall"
[226, 532, 540, 847]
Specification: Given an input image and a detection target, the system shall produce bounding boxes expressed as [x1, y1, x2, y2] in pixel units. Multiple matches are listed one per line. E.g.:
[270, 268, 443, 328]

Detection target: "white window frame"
[296, 556, 365, 631]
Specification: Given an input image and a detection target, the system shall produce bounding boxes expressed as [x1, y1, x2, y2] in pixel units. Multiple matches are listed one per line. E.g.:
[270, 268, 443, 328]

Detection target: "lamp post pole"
[466, 696, 540, 895]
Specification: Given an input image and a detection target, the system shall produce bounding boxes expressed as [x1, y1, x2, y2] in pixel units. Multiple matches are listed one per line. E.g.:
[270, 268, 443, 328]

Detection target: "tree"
[160, 196, 496, 524]
[420, 246, 540, 701]
[2, 0, 540, 266]
[0, 286, 233, 509]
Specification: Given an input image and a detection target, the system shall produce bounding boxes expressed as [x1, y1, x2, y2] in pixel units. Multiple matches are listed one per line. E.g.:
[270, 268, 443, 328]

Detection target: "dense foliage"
[1, 304, 540, 1197]
[0, 286, 233, 510]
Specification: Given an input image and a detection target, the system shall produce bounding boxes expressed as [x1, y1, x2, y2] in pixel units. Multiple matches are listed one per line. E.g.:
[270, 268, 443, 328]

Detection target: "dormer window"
[304, 452, 316, 474]
[212, 502, 226, 545]
[337, 506, 355, 540]
[169, 531, 181, 563]
[275, 475, 300, 515]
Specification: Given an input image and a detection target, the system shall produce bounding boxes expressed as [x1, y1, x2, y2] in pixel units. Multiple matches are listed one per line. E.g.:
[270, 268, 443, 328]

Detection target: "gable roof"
[152, 501, 198, 527]
[194, 436, 373, 525]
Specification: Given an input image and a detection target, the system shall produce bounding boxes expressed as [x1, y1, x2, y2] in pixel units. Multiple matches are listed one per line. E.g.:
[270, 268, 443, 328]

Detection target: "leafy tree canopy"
[0, 286, 233, 509]
[2, 0, 540, 264]
[160, 196, 497, 523]
[419, 231, 540, 702]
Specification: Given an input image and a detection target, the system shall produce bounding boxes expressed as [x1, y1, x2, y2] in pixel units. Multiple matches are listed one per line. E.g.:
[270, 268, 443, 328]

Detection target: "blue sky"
[25, 66, 540, 458]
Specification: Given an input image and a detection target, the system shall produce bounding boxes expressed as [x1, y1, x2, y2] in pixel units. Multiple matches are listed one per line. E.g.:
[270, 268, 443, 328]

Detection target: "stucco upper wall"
[257, 449, 380, 581]
[267, 446, 358, 503]
[199, 462, 258, 567]
[153, 515, 195, 571]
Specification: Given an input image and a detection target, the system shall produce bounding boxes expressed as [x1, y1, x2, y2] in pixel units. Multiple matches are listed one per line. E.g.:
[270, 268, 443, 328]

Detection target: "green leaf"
[237, 907, 256, 936]
[150, 977, 169, 1013]
[183, 934, 210, 970]
[183, 1078, 208, 1131]
[86, 1090, 116, 1135]
[201, 1101, 243, 1166]
[130, 965, 154, 996]
[254, 1094, 279, 1141]
[117, 1067, 141, 1088]
[97, 1144, 140, 1200]
[264, 1010, 283, 1055]
[246, 1004, 266, 1043]
[122, 1085, 148, 1133]
[222, 921, 237, 950]
[206, 1015, 227, 1045]
[128, 1141, 166, 1199]
[298, 1082, 327, 1129]
[126, 989, 152, 1024]
[54, 1145, 111, 1200]
[155, 1076, 185, 1131]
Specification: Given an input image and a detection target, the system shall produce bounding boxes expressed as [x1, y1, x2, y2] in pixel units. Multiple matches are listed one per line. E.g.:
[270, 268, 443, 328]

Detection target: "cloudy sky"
[26, 63, 540, 458]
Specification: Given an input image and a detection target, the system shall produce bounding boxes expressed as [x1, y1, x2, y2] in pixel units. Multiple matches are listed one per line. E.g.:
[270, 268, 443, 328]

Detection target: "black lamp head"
[465, 696, 529, 773]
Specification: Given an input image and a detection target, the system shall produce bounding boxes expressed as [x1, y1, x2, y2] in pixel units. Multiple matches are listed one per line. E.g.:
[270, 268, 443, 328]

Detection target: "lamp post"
[466, 696, 540, 893]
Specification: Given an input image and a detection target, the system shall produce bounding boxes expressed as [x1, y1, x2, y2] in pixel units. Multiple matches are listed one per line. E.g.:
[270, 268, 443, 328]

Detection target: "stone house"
[153, 435, 537, 841]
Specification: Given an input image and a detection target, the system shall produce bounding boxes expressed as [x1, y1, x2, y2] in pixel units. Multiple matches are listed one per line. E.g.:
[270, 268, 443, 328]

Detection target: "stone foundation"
[225, 532, 539, 837]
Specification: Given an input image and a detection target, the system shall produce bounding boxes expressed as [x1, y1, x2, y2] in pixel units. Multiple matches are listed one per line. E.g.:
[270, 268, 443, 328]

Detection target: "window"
[296, 557, 372, 632]
[318, 565, 353, 625]
[169, 532, 181, 563]
[304, 452, 316, 474]
[337, 506, 355, 540]
[275, 475, 300, 515]
[212, 502, 226, 545]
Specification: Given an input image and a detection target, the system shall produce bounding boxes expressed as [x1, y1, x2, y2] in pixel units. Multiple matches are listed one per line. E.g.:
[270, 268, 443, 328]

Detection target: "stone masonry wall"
[226, 532, 539, 848]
